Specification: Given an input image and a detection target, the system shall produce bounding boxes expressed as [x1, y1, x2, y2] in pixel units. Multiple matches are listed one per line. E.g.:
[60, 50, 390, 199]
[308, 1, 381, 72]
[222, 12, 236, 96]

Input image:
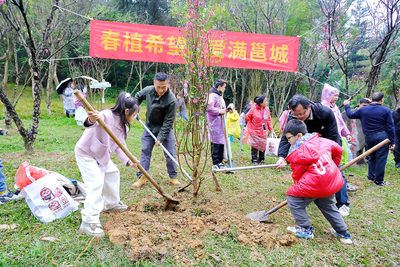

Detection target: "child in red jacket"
[283, 120, 352, 244]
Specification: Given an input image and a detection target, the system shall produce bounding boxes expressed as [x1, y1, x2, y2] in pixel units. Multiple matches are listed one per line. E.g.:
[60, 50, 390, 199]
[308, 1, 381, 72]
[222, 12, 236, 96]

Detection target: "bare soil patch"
[106, 195, 296, 263]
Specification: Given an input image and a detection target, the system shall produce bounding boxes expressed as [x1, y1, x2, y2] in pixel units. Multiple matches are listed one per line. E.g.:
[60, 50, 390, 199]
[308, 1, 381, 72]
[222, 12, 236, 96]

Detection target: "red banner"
[90, 20, 299, 72]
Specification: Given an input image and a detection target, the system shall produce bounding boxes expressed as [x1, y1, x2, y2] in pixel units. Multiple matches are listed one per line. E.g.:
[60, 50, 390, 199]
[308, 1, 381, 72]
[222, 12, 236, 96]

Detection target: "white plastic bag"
[265, 132, 280, 157]
[20, 173, 78, 223]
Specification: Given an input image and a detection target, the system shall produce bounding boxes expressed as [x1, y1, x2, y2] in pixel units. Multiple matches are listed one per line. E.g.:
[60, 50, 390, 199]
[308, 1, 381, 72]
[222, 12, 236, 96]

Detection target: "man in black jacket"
[276, 95, 351, 216]
[131, 72, 181, 189]
[392, 107, 400, 168]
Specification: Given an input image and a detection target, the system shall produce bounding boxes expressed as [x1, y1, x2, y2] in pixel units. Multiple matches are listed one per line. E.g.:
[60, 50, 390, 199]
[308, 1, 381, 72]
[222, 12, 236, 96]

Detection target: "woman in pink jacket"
[75, 92, 139, 237]
[245, 95, 273, 165]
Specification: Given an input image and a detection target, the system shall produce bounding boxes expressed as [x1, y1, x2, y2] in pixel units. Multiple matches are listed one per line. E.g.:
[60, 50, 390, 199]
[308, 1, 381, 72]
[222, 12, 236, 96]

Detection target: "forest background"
[1, 0, 400, 153]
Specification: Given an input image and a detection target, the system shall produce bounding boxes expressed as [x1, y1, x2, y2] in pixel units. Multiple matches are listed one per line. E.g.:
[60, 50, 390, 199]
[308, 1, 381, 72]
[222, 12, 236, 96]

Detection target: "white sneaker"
[338, 205, 350, 217]
[79, 221, 105, 238]
[330, 228, 353, 244]
[103, 201, 128, 213]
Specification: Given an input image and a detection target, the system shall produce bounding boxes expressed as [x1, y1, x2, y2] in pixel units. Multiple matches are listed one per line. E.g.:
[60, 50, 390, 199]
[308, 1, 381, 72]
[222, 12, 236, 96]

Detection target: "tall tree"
[0, 0, 90, 154]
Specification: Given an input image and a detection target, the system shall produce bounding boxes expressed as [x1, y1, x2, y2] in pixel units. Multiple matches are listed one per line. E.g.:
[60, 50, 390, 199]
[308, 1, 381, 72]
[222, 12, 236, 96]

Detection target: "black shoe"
[367, 177, 375, 182]
[258, 161, 265, 165]
[395, 163, 400, 168]
[374, 181, 388, 187]
[252, 161, 258, 166]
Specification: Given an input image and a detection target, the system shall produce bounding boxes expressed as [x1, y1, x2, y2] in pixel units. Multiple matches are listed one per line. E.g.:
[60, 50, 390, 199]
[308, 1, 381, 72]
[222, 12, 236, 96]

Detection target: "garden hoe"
[246, 138, 391, 222]
[136, 116, 193, 192]
[74, 90, 180, 209]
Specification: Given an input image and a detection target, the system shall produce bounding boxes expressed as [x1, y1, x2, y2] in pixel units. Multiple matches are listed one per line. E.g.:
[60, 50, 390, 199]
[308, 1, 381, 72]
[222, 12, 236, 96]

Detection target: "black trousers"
[210, 143, 224, 165]
[394, 135, 400, 164]
[251, 147, 265, 163]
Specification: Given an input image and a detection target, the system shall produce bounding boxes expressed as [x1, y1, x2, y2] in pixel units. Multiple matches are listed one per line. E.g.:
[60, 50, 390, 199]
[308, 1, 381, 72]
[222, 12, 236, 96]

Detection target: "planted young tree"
[172, 0, 218, 198]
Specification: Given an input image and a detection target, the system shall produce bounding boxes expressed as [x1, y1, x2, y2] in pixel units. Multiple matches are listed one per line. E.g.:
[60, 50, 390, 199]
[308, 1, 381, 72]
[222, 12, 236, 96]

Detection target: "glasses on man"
[286, 135, 294, 141]
[292, 108, 308, 118]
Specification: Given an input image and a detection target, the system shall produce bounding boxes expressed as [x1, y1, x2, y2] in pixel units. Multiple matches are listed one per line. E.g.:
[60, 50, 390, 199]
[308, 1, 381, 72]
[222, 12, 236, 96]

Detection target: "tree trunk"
[239, 70, 248, 112]
[24, 137, 35, 155]
[2, 57, 9, 85]
[46, 60, 56, 114]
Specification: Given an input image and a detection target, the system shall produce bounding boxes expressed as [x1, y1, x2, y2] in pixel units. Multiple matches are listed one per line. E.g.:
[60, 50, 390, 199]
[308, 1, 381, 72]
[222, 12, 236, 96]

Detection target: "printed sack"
[265, 132, 280, 157]
[20, 173, 78, 223]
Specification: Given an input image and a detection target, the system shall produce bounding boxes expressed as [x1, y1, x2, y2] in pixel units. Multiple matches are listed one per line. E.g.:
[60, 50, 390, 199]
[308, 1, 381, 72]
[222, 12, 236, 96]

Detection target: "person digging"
[131, 72, 182, 189]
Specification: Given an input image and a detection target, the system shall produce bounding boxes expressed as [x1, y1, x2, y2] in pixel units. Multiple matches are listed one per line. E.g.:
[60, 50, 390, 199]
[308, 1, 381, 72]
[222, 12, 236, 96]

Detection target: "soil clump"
[107, 196, 296, 263]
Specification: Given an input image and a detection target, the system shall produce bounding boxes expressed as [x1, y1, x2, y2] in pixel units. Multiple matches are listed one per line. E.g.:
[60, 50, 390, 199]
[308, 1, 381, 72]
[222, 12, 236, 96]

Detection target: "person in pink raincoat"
[206, 79, 228, 169]
[245, 95, 273, 165]
[321, 84, 351, 142]
[321, 83, 359, 193]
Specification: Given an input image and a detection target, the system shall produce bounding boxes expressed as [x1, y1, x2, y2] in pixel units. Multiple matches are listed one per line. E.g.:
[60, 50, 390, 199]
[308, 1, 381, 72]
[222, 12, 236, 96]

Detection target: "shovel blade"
[225, 160, 236, 168]
[246, 210, 271, 222]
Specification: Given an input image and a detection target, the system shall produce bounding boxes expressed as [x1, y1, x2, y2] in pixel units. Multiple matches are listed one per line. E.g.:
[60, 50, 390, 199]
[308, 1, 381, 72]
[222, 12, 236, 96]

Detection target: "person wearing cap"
[344, 92, 395, 186]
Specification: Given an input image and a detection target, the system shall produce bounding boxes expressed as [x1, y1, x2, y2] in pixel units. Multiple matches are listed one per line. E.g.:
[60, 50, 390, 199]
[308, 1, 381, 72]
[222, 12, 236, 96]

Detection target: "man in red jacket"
[284, 120, 352, 244]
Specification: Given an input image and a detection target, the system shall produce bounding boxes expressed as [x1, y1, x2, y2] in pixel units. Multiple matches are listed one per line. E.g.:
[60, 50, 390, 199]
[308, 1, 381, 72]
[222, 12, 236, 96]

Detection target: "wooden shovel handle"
[339, 138, 390, 171]
[73, 90, 165, 195]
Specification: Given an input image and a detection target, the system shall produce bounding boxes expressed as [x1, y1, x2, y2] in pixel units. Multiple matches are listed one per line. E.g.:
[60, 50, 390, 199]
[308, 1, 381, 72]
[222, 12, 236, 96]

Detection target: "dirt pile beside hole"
[107, 197, 296, 262]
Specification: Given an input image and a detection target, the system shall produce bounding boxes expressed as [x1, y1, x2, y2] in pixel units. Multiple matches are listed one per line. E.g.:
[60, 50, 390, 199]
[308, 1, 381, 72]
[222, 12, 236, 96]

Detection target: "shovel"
[246, 138, 391, 222]
[73, 90, 180, 208]
[221, 97, 236, 169]
[136, 116, 193, 192]
[237, 127, 244, 165]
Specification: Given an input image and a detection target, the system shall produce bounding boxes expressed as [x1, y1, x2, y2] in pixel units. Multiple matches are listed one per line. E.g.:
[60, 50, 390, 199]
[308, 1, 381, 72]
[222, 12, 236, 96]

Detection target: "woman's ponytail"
[111, 92, 139, 138]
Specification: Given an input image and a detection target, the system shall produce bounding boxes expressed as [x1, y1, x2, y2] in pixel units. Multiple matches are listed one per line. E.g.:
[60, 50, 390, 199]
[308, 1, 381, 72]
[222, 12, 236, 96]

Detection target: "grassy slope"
[0, 85, 399, 266]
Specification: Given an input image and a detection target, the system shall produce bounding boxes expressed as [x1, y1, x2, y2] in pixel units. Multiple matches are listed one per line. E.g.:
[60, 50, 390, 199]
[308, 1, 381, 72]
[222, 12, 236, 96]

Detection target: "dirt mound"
[107, 197, 296, 262]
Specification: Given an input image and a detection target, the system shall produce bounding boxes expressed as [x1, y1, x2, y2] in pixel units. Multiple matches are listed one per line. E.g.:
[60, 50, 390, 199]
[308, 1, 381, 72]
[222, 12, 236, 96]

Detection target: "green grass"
[1, 85, 400, 266]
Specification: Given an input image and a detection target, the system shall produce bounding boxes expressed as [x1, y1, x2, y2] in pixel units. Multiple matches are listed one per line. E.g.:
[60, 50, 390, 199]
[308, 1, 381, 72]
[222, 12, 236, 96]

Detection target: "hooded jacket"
[285, 133, 344, 198]
[278, 102, 341, 158]
[321, 84, 350, 137]
[206, 87, 226, 144]
[226, 104, 241, 138]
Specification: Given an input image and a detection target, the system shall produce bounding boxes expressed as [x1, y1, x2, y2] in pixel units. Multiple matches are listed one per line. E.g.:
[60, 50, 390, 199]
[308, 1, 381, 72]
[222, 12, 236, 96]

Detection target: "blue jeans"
[0, 158, 7, 192]
[177, 110, 189, 121]
[365, 132, 390, 183]
[335, 166, 349, 208]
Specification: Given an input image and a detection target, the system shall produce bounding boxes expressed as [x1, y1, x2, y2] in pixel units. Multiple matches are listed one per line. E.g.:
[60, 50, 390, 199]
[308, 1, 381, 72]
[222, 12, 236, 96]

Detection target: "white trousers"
[75, 155, 120, 224]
